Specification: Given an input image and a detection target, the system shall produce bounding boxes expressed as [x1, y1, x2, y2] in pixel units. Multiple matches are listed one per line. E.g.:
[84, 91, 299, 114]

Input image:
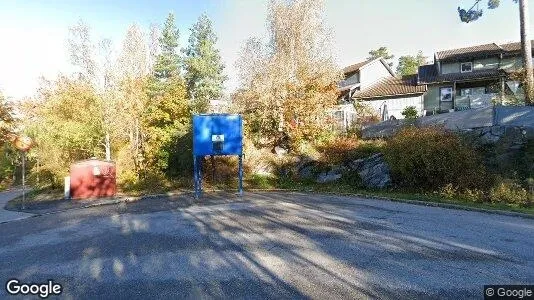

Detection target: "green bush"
[461, 188, 485, 203]
[489, 179, 531, 207]
[385, 126, 488, 191]
[317, 136, 359, 165]
[401, 106, 418, 120]
[316, 137, 385, 165]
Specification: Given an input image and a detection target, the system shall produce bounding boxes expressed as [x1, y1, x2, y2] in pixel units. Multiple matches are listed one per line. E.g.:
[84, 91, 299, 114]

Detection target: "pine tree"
[144, 13, 190, 175]
[154, 13, 180, 82]
[183, 14, 227, 113]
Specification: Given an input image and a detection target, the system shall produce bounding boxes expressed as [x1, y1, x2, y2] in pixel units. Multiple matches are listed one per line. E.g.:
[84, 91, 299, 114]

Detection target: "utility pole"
[519, 0, 534, 105]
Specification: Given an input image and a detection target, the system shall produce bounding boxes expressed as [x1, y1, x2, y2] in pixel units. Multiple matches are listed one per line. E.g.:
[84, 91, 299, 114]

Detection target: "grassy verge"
[245, 175, 534, 215]
[9, 175, 534, 216]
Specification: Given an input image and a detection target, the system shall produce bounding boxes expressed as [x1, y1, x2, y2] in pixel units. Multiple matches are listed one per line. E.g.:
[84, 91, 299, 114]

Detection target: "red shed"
[70, 159, 116, 200]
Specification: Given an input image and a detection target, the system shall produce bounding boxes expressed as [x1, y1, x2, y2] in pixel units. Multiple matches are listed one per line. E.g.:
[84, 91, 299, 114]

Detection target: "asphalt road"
[1, 191, 533, 299]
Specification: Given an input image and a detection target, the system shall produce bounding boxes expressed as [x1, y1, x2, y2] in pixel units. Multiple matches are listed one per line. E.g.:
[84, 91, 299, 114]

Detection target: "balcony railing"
[455, 93, 497, 110]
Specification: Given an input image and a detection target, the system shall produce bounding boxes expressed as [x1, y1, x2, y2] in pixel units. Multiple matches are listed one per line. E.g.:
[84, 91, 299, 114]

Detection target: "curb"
[274, 190, 534, 220]
[3, 189, 533, 223]
[1, 190, 194, 223]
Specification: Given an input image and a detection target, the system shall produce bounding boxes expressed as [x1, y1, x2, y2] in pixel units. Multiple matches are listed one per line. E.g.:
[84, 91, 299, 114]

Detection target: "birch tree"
[68, 20, 97, 82]
[234, 0, 342, 149]
[117, 24, 150, 177]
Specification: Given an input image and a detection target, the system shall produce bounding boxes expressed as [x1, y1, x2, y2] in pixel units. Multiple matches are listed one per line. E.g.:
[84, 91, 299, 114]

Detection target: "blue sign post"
[192, 114, 243, 198]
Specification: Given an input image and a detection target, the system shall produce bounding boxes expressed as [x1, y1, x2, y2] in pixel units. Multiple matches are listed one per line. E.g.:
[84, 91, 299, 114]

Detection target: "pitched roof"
[352, 75, 427, 100]
[342, 59, 374, 74]
[500, 40, 534, 56]
[436, 43, 503, 61]
[342, 58, 395, 77]
[418, 66, 502, 84]
[435, 40, 534, 62]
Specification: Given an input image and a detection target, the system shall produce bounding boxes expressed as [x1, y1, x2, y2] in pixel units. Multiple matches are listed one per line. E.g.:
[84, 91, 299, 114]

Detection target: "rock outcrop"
[347, 153, 391, 189]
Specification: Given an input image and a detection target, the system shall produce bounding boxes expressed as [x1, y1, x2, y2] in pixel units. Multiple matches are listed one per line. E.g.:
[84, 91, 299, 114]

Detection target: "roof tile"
[342, 59, 374, 74]
[352, 75, 426, 100]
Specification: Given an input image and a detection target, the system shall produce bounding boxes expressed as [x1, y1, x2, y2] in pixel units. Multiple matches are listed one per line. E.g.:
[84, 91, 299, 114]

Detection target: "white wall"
[360, 60, 392, 89]
[358, 95, 425, 120]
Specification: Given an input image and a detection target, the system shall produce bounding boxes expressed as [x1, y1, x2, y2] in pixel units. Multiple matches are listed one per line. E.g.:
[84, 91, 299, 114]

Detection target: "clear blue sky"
[0, 0, 532, 99]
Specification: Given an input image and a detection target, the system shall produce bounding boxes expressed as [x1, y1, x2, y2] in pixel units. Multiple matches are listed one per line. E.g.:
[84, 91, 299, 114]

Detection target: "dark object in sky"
[458, 6, 484, 23]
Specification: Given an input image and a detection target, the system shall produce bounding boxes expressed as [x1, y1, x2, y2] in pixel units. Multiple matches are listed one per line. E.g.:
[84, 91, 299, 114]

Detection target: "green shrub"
[317, 136, 359, 164]
[439, 183, 458, 199]
[316, 137, 385, 165]
[385, 126, 488, 191]
[401, 106, 418, 120]
[461, 188, 485, 203]
[489, 179, 531, 207]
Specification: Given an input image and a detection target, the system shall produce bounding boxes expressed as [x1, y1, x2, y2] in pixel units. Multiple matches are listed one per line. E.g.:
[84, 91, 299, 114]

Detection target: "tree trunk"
[520, 0, 534, 105]
[104, 132, 111, 161]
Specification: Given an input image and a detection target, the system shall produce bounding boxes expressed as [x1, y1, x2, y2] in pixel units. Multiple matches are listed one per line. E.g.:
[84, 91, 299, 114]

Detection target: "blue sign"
[192, 114, 244, 198]
[193, 114, 243, 156]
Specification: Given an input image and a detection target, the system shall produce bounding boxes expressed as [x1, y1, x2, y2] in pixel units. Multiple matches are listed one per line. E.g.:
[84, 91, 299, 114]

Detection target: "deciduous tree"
[68, 20, 97, 82]
[26, 77, 104, 187]
[234, 0, 342, 149]
[0, 92, 14, 144]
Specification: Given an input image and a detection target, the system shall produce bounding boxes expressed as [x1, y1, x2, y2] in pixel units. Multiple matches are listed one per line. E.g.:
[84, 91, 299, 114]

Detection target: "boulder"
[348, 153, 391, 189]
[298, 164, 316, 180]
[316, 167, 343, 183]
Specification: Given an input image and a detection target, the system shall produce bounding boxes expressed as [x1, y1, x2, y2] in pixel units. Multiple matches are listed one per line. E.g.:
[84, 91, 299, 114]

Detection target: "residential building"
[335, 58, 426, 127]
[418, 41, 533, 114]
[336, 40, 533, 128]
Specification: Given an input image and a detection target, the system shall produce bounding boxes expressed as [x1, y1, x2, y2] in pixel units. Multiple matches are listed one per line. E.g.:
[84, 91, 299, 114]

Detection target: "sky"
[0, 0, 532, 99]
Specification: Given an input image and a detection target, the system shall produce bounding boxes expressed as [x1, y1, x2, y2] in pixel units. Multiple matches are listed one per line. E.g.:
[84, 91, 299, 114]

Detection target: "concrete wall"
[360, 60, 392, 89]
[359, 95, 424, 120]
[495, 106, 534, 127]
[361, 106, 534, 139]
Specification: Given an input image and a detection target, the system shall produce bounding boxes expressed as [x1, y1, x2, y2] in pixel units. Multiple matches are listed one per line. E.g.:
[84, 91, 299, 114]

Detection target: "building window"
[460, 62, 473, 73]
[440, 87, 453, 102]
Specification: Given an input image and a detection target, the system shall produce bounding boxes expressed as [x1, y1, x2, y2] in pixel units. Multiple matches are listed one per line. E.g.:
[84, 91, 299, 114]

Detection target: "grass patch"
[11, 175, 534, 216]
[8, 185, 63, 206]
[243, 176, 534, 216]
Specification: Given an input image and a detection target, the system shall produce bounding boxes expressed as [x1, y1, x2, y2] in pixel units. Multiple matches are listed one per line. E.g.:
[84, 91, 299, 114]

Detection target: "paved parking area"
[0, 189, 33, 223]
[1, 191, 533, 299]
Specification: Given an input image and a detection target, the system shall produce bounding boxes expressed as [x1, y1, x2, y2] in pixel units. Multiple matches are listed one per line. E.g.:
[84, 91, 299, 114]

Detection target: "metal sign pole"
[238, 155, 243, 196]
[193, 155, 198, 199]
[22, 151, 25, 209]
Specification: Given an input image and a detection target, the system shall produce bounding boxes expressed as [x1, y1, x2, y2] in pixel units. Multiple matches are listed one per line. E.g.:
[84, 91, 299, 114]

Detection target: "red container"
[70, 159, 116, 200]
